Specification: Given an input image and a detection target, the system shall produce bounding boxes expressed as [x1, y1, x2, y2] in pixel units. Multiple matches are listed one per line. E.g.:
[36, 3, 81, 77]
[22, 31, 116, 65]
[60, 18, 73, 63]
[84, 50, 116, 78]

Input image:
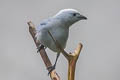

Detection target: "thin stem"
[48, 30, 83, 80]
[27, 21, 60, 80]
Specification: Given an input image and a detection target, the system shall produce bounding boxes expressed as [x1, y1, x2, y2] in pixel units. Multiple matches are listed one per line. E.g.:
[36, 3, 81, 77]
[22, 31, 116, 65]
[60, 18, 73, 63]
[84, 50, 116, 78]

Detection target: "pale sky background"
[0, 0, 120, 80]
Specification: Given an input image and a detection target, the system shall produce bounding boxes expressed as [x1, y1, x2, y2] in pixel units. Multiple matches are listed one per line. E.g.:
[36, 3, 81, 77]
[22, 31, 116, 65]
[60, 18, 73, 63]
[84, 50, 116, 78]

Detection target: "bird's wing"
[35, 17, 53, 43]
[36, 18, 52, 33]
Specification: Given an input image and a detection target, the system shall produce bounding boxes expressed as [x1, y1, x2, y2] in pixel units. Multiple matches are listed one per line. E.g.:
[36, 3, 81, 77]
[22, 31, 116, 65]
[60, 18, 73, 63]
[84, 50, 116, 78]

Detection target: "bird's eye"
[73, 13, 76, 16]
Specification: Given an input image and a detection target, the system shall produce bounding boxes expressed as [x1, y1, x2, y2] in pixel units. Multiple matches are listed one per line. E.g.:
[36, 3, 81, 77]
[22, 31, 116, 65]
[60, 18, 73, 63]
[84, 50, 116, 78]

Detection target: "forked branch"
[48, 30, 83, 80]
[28, 21, 82, 80]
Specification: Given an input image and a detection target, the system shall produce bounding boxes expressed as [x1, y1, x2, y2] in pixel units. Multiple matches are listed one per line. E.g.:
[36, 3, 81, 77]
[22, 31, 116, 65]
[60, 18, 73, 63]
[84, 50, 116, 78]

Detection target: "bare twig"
[48, 30, 83, 80]
[28, 21, 83, 80]
[27, 21, 60, 80]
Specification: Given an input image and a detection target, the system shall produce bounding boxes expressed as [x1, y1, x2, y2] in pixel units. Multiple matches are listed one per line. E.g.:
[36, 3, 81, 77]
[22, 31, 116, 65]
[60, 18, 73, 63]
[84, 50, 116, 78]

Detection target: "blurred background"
[0, 0, 120, 80]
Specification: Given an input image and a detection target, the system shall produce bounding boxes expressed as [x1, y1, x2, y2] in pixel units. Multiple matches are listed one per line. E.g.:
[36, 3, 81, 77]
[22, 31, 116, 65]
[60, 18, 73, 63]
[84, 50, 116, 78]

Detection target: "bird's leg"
[37, 44, 44, 53]
[47, 53, 60, 75]
[54, 53, 60, 69]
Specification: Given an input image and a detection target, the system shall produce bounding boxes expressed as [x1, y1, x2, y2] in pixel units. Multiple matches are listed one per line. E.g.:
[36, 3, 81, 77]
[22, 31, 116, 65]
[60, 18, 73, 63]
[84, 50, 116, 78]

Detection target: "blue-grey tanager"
[36, 9, 87, 74]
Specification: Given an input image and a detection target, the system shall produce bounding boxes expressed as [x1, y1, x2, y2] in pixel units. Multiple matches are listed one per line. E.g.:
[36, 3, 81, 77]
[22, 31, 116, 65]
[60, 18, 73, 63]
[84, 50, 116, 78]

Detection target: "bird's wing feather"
[36, 18, 52, 33]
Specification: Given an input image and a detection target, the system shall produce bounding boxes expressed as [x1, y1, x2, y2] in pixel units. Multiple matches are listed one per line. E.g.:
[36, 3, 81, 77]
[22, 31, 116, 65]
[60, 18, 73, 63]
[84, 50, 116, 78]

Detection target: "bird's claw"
[37, 45, 44, 53]
[47, 65, 55, 75]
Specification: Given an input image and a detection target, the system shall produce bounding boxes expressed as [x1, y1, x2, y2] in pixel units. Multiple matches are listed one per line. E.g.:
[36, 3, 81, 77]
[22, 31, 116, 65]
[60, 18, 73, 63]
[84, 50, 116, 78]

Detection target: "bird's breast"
[48, 27, 69, 52]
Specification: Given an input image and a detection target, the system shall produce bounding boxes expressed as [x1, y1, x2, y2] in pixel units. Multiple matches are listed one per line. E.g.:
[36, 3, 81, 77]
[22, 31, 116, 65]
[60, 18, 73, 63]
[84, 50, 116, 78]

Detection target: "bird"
[35, 9, 87, 74]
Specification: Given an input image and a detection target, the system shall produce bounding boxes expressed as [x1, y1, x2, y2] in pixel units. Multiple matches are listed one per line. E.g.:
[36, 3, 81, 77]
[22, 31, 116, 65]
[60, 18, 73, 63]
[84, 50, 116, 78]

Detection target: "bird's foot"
[37, 44, 44, 53]
[47, 65, 56, 75]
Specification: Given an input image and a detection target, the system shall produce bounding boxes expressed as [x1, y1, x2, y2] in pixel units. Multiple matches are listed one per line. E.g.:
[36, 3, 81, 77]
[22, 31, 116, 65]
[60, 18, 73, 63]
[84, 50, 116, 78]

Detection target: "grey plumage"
[35, 9, 87, 74]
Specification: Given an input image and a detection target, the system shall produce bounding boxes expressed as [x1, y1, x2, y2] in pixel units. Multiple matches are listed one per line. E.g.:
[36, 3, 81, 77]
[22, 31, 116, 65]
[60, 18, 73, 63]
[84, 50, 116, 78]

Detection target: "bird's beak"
[78, 15, 87, 20]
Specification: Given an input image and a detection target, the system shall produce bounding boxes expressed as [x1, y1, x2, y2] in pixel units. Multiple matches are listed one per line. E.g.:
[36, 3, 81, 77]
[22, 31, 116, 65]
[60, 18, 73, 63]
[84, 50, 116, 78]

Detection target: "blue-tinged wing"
[36, 18, 52, 33]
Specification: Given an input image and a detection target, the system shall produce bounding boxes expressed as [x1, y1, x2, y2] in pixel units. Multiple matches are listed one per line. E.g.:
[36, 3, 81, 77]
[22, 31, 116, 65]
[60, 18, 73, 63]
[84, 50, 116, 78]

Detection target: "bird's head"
[54, 9, 87, 26]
